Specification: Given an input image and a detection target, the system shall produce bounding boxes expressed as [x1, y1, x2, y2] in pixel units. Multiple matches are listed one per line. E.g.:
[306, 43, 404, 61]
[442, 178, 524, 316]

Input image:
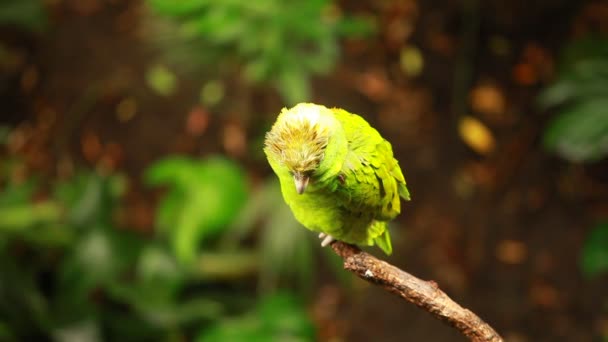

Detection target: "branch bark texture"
[330, 241, 503, 342]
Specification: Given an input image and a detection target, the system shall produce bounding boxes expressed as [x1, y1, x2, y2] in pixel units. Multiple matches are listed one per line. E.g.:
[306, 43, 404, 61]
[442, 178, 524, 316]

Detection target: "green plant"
[0, 154, 315, 341]
[539, 37, 608, 163]
[538, 38, 608, 281]
[0, 167, 148, 340]
[0, 0, 47, 33]
[197, 292, 315, 342]
[581, 222, 608, 277]
[144, 156, 248, 265]
[145, 0, 374, 105]
[228, 178, 350, 293]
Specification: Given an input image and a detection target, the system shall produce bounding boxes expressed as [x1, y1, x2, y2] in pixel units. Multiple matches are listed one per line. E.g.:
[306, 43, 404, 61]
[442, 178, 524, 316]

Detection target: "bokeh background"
[1, 0, 608, 341]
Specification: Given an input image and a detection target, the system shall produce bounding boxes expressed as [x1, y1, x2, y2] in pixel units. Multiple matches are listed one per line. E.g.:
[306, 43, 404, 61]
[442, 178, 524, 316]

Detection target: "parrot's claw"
[320, 234, 335, 247]
[317, 232, 334, 247]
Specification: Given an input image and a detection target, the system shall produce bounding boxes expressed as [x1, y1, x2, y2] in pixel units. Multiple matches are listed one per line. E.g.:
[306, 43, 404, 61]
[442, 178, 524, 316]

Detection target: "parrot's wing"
[333, 109, 409, 221]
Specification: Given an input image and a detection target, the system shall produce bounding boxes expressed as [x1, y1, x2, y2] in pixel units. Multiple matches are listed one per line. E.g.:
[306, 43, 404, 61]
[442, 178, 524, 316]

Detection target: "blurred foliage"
[539, 37, 608, 280]
[145, 0, 375, 105]
[145, 64, 179, 97]
[581, 222, 608, 277]
[539, 37, 608, 163]
[229, 179, 313, 291]
[0, 154, 316, 341]
[144, 156, 247, 265]
[197, 293, 315, 342]
[229, 178, 350, 293]
[0, 0, 47, 33]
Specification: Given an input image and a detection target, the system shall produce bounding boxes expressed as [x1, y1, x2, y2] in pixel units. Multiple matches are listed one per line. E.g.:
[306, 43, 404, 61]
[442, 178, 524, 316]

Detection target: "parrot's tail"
[373, 223, 393, 255]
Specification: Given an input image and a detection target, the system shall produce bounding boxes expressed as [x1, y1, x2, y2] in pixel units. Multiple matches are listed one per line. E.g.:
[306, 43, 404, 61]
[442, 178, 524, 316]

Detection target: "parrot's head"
[264, 103, 336, 194]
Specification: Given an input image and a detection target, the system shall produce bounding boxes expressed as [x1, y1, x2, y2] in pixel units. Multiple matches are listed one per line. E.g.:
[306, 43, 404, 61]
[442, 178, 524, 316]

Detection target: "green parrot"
[264, 103, 410, 255]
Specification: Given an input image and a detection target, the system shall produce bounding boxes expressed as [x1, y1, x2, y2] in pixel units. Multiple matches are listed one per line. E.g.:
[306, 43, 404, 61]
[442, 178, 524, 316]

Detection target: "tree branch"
[330, 241, 503, 342]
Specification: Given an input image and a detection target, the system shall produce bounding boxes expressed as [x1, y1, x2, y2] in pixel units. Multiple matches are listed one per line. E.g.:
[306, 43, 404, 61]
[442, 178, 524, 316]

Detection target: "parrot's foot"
[318, 233, 335, 247]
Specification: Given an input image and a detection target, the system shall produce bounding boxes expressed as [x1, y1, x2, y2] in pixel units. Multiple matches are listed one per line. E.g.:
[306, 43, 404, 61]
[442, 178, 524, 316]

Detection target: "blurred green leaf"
[0, 202, 61, 233]
[229, 179, 313, 292]
[144, 156, 193, 186]
[137, 245, 182, 290]
[538, 59, 608, 108]
[197, 293, 315, 342]
[58, 226, 142, 309]
[257, 293, 314, 337]
[108, 280, 224, 328]
[143, 297, 224, 328]
[540, 37, 608, 162]
[0, 125, 11, 145]
[0, 176, 70, 246]
[0, 250, 52, 338]
[109, 244, 185, 315]
[336, 15, 376, 37]
[200, 80, 225, 106]
[243, 58, 270, 83]
[146, 64, 178, 96]
[0, 321, 15, 342]
[108, 248, 224, 328]
[543, 99, 608, 163]
[145, 156, 248, 265]
[400, 45, 424, 77]
[277, 67, 310, 106]
[53, 320, 101, 342]
[195, 250, 259, 280]
[61, 228, 119, 293]
[54, 171, 126, 227]
[556, 37, 608, 72]
[148, 0, 208, 17]
[581, 222, 608, 277]
[0, 0, 47, 33]
[259, 184, 313, 292]
[0, 171, 127, 249]
[0, 178, 37, 207]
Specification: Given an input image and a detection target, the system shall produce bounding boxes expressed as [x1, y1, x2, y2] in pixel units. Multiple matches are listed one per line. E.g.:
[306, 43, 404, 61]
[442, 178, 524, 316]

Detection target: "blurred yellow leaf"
[146, 64, 177, 96]
[200, 80, 224, 106]
[458, 116, 496, 155]
[399, 45, 424, 77]
[116, 97, 137, 122]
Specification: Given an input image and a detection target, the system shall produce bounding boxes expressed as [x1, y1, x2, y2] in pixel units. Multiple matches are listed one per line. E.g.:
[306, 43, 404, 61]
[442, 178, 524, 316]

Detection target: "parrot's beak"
[294, 172, 310, 194]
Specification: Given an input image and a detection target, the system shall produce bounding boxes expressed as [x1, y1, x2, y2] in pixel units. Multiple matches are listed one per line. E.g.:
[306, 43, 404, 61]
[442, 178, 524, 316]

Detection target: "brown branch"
[330, 241, 503, 342]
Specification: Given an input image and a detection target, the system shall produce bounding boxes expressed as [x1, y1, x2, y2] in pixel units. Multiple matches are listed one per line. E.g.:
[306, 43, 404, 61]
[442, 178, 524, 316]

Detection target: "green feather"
[264, 103, 410, 255]
[373, 224, 393, 255]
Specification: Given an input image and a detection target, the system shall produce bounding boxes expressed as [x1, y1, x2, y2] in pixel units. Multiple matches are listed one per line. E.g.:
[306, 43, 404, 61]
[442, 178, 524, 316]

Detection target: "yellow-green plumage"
[264, 103, 410, 255]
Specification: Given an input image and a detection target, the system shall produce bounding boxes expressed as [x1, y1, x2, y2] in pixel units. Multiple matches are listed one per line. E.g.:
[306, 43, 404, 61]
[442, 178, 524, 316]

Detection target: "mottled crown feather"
[264, 103, 334, 173]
